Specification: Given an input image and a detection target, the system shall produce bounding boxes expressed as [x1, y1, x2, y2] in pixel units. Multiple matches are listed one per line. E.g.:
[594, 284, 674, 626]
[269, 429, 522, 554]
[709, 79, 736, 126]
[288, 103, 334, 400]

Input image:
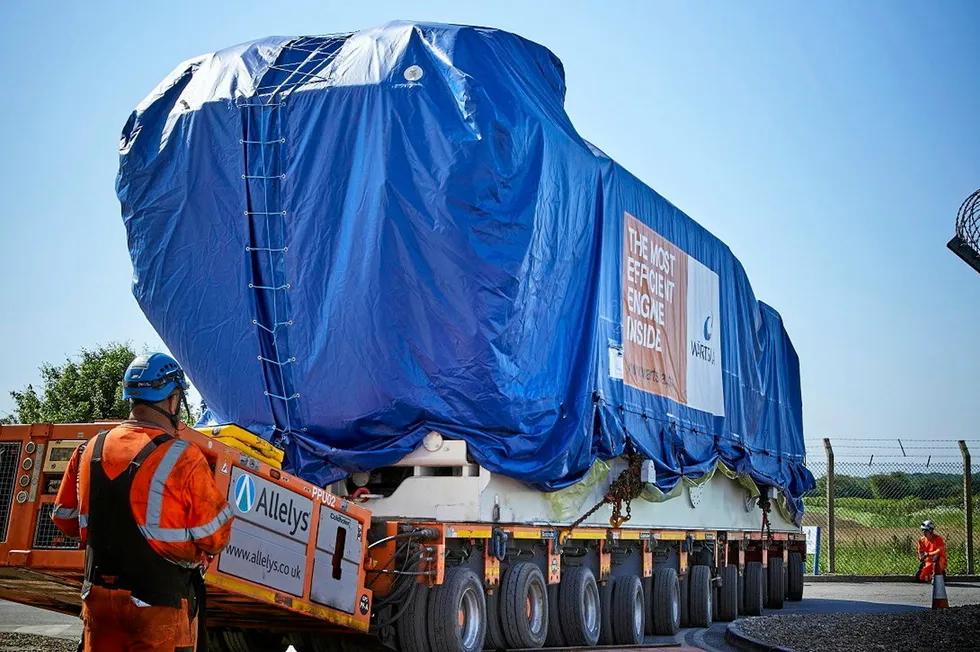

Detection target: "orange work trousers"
[82, 585, 196, 651]
[917, 556, 945, 582]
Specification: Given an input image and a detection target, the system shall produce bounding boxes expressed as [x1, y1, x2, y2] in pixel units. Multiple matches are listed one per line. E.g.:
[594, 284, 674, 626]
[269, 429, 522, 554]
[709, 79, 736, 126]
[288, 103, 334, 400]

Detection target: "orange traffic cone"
[932, 572, 949, 609]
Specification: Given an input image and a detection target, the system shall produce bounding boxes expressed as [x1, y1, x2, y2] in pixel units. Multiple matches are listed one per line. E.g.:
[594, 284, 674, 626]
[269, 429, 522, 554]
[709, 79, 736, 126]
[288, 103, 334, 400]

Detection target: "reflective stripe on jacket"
[53, 422, 233, 566]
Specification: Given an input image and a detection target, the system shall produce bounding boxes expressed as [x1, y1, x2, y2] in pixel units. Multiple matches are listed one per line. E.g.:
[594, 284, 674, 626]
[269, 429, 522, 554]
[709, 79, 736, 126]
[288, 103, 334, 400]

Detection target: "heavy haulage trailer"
[2, 19, 815, 652]
[0, 422, 805, 652]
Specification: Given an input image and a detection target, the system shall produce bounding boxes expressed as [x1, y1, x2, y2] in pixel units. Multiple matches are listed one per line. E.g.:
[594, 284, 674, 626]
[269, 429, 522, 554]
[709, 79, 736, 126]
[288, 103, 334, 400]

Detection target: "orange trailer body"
[0, 423, 373, 634]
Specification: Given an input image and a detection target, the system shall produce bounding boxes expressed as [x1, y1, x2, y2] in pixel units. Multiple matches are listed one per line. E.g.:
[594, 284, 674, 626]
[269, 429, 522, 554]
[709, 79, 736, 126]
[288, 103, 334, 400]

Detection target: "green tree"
[813, 474, 827, 496]
[3, 343, 199, 425]
[911, 475, 960, 500]
[869, 472, 914, 500]
[4, 343, 135, 424]
[836, 474, 874, 499]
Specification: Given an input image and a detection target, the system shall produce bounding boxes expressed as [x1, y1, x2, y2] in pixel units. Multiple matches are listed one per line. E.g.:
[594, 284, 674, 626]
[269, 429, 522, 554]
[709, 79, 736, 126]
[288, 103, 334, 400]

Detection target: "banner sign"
[622, 212, 724, 416]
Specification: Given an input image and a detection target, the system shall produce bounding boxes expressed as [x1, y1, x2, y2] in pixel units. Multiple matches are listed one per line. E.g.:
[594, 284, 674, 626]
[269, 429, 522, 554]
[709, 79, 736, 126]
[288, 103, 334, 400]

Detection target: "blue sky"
[1, 1, 978, 457]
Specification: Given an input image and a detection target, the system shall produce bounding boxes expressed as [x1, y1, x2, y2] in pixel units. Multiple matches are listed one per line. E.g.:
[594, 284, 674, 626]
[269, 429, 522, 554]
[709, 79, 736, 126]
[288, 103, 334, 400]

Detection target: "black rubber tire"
[207, 630, 233, 652]
[558, 566, 600, 647]
[642, 576, 654, 636]
[222, 631, 289, 652]
[762, 564, 769, 607]
[737, 568, 744, 615]
[787, 552, 804, 601]
[784, 557, 789, 595]
[743, 561, 764, 616]
[545, 583, 564, 648]
[717, 565, 739, 622]
[398, 584, 430, 652]
[483, 586, 507, 651]
[611, 575, 645, 645]
[598, 579, 615, 645]
[767, 557, 786, 610]
[679, 574, 690, 627]
[688, 565, 713, 628]
[286, 633, 316, 652]
[652, 567, 680, 636]
[499, 562, 548, 650]
[427, 567, 487, 652]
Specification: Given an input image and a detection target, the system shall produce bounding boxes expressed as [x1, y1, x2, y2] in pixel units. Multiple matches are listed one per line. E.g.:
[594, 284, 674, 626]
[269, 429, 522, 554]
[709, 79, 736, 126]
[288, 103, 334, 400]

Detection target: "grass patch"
[801, 497, 978, 574]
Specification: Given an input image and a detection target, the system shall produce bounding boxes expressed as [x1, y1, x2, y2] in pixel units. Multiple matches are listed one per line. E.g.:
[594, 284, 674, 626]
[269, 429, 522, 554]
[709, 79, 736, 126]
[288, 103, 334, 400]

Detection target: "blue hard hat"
[122, 353, 189, 402]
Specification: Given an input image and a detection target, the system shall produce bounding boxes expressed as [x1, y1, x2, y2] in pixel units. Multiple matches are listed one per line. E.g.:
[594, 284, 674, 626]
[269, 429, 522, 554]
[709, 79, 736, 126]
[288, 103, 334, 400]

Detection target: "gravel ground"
[739, 604, 980, 652]
[0, 633, 77, 652]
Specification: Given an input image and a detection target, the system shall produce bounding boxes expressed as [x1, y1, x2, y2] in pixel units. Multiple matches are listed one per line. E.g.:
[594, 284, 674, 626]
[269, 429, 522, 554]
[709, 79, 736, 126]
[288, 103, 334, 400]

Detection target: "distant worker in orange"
[52, 353, 233, 651]
[915, 520, 948, 583]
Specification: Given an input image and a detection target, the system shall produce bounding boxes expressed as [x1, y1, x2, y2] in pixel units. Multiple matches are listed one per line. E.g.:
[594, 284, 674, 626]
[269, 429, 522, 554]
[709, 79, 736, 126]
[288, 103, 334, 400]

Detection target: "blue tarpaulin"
[117, 21, 815, 518]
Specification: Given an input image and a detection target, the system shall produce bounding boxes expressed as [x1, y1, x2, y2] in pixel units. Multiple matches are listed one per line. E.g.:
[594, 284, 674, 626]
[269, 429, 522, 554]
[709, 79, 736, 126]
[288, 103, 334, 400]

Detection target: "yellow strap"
[196, 424, 285, 464]
[214, 437, 283, 469]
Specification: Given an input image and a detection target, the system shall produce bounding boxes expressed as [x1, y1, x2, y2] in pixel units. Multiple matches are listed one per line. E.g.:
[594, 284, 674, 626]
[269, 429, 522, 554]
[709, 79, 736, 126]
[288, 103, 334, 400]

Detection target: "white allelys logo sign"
[229, 468, 312, 540]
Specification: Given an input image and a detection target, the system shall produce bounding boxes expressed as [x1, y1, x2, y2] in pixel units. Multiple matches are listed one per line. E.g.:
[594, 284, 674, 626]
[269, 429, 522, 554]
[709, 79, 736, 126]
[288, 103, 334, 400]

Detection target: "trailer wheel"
[558, 566, 600, 647]
[427, 568, 486, 652]
[767, 557, 786, 609]
[716, 565, 739, 622]
[498, 562, 548, 650]
[688, 565, 713, 628]
[398, 583, 431, 652]
[611, 575, 644, 645]
[652, 567, 680, 636]
[207, 629, 232, 652]
[679, 574, 689, 627]
[642, 576, 654, 636]
[222, 630, 289, 652]
[286, 633, 311, 652]
[787, 552, 804, 601]
[598, 578, 614, 645]
[737, 568, 744, 615]
[545, 583, 564, 648]
[483, 586, 507, 651]
[763, 565, 769, 606]
[743, 561, 764, 616]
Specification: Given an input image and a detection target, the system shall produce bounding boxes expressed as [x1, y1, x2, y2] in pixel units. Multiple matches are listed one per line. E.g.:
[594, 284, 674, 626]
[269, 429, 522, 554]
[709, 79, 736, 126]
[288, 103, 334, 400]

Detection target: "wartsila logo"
[691, 314, 717, 365]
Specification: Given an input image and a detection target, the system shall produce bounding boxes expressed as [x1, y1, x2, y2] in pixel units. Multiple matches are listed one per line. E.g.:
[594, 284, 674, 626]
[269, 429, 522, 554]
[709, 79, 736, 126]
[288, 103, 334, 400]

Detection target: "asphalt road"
[2, 582, 979, 651]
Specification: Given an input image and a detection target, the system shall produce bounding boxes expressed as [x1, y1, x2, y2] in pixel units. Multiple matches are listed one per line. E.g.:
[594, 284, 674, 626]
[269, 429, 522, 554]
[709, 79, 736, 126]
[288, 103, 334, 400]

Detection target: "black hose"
[376, 580, 420, 626]
[368, 528, 437, 549]
[366, 541, 416, 587]
[373, 553, 424, 607]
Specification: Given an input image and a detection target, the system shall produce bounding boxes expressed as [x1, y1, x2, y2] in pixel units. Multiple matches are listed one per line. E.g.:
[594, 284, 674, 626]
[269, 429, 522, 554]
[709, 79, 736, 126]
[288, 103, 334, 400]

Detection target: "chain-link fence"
[801, 438, 977, 576]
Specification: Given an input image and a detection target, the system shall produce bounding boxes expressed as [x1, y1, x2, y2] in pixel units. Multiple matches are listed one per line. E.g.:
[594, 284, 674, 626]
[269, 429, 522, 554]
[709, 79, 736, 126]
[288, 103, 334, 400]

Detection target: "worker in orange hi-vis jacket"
[915, 520, 948, 583]
[52, 353, 234, 652]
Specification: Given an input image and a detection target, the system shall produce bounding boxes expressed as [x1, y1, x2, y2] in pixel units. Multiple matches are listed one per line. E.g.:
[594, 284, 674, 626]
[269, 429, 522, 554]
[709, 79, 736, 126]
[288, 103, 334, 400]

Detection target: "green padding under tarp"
[545, 457, 794, 524]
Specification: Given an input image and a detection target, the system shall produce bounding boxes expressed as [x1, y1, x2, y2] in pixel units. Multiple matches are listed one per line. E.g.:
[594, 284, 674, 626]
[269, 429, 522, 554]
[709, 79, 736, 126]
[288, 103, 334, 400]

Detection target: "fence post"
[824, 438, 835, 574]
[961, 441, 974, 575]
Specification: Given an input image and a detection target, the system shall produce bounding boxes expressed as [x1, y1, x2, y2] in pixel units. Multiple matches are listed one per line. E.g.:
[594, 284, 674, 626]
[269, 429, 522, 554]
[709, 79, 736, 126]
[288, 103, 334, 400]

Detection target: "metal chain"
[759, 494, 773, 541]
[565, 451, 646, 538]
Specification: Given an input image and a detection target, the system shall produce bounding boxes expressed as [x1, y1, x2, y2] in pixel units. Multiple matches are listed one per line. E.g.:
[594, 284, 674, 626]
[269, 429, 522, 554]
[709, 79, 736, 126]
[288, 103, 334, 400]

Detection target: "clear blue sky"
[1, 1, 978, 455]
